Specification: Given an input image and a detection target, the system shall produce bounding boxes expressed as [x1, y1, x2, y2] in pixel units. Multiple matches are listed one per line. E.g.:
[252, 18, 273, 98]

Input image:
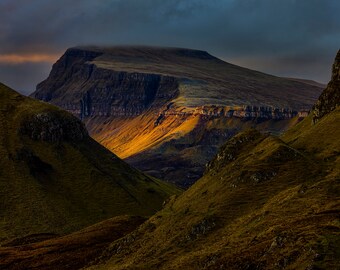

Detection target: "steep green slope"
[88, 51, 340, 269]
[0, 82, 180, 243]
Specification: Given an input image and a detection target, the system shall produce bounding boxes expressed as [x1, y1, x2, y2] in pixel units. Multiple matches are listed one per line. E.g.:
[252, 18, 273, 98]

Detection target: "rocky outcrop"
[205, 129, 265, 174]
[312, 50, 340, 123]
[158, 105, 305, 121]
[19, 111, 88, 143]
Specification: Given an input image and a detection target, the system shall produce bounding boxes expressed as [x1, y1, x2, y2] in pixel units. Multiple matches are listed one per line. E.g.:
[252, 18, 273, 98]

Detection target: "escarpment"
[33, 47, 179, 119]
[31, 46, 324, 187]
[157, 104, 304, 121]
[34, 48, 103, 102]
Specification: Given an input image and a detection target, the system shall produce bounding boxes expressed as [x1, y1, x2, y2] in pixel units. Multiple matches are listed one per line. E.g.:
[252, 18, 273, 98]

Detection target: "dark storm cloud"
[0, 0, 339, 94]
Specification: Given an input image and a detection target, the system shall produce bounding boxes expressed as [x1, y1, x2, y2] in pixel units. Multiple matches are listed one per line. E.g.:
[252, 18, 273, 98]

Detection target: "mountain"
[31, 46, 323, 187]
[0, 82, 180, 243]
[81, 50, 339, 269]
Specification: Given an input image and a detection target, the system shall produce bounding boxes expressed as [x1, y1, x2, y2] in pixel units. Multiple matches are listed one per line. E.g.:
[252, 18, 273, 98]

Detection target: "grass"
[0, 82, 181, 243]
[86, 105, 339, 269]
[0, 215, 146, 270]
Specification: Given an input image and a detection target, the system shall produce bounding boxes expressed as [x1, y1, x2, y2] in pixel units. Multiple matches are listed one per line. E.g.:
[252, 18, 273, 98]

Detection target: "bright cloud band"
[0, 54, 59, 64]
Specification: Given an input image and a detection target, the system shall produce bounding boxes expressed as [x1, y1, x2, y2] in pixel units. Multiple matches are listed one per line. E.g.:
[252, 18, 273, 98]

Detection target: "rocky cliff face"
[33, 48, 179, 119]
[312, 50, 340, 123]
[34, 48, 103, 102]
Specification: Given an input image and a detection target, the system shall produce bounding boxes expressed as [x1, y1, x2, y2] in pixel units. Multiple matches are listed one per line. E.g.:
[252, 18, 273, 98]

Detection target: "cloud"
[0, 53, 59, 64]
[0, 0, 339, 94]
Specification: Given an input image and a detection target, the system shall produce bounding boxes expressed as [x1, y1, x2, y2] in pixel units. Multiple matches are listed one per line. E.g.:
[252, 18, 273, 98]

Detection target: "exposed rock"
[312, 50, 340, 123]
[249, 170, 277, 184]
[186, 217, 216, 241]
[19, 111, 88, 142]
[205, 129, 265, 174]
[193, 105, 301, 120]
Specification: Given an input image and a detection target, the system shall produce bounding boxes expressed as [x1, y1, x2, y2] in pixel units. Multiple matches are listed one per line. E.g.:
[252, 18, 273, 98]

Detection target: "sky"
[0, 0, 339, 95]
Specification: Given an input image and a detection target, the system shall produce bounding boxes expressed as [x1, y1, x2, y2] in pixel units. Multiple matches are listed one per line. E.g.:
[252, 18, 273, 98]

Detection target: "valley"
[2, 1, 339, 269]
[2, 49, 339, 270]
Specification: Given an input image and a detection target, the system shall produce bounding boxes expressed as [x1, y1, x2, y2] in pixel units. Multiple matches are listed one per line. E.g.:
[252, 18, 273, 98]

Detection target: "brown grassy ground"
[0, 216, 146, 270]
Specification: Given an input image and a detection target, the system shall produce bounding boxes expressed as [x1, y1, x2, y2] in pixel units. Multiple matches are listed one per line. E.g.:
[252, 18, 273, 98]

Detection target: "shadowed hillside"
[31, 46, 323, 187]
[80, 50, 339, 269]
[0, 82, 180, 243]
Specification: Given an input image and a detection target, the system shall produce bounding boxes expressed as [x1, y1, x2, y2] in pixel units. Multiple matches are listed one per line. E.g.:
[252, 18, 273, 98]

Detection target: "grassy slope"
[89, 107, 339, 269]
[0, 215, 146, 270]
[0, 83, 181, 242]
[89, 111, 299, 160]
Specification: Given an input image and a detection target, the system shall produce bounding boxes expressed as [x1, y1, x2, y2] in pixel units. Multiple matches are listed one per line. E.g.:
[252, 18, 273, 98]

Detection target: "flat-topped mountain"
[31, 46, 323, 187]
[33, 45, 322, 110]
[0, 82, 180, 243]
